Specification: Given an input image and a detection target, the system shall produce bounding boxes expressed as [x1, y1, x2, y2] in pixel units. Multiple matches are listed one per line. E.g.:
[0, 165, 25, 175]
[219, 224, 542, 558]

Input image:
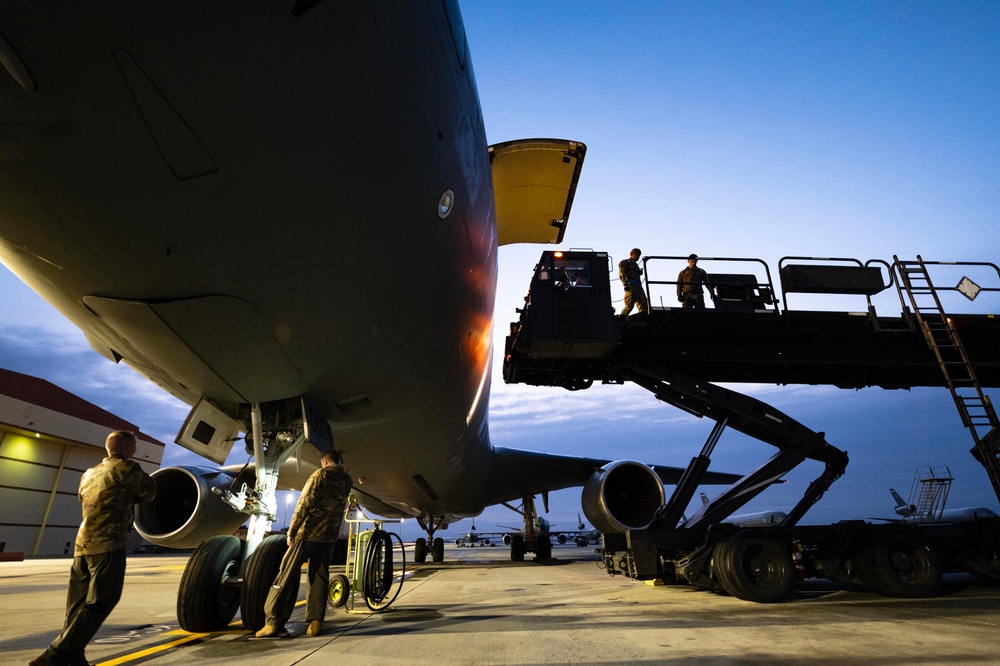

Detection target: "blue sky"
[2, 2, 999, 540]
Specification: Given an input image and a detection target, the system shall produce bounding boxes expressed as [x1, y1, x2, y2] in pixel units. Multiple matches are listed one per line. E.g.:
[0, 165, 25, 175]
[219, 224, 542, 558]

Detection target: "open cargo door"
[489, 139, 586, 246]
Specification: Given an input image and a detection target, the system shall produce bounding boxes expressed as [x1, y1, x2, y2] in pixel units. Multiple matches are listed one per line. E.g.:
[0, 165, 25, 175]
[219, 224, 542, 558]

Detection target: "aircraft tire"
[240, 534, 294, 631]
[330, 538, 349, 565]
[328, 573, 350, 608]
[855, 526, 942, 598]
[715, 531, 794, 603]
[510, 534, 525, 562]
[177, 535, 243, 632]
[414, 537, 427, 564]
[432, 537, 445, 562]
[535, 536, 552, 560]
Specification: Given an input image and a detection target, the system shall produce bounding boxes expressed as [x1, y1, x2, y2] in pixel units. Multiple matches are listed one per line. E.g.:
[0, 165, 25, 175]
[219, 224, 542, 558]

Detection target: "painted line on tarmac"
[94, 582, 426, 664]
[95, 631, 211, 665]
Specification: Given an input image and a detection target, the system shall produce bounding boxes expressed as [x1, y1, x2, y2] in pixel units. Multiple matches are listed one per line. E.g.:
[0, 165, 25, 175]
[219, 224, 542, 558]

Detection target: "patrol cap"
[688, 253, 698, 260]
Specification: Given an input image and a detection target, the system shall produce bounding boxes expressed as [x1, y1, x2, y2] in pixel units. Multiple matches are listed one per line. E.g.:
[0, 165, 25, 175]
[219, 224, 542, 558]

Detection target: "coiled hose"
[362, 529, 405, 611]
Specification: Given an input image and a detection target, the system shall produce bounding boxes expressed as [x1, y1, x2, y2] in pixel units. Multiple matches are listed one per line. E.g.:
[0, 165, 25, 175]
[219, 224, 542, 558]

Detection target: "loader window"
[538, 258, 592, 287]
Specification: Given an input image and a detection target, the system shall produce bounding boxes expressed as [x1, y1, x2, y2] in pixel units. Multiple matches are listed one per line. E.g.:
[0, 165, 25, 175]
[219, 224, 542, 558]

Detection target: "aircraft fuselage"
[0, 1, 497, 520]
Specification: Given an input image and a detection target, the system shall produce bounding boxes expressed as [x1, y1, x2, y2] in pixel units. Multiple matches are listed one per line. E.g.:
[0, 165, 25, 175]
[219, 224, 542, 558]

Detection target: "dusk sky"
[2, 2, 999, 540]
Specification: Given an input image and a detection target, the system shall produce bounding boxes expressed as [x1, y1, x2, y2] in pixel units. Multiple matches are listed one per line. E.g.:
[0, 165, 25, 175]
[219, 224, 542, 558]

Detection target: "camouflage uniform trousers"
[40, 548, 127, 664]
[681, 292, 707, 309]
[263, 538, 334, 628]
[621, 283, 649, 316]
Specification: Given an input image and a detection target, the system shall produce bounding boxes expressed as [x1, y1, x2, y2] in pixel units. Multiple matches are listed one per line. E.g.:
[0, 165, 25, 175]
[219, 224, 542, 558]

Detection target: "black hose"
[362, 529, 405, 611]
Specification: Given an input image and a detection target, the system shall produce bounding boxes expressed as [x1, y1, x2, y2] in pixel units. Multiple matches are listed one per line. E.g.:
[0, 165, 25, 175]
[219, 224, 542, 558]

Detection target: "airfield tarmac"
[3, 544, 1000, 666]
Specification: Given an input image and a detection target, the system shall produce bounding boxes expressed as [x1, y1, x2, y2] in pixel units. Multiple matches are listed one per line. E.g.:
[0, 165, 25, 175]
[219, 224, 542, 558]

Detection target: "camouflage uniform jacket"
[288, 465, 352, 544]
[677, 265, 710, 297]
[75, 455, 157, 556]
[618, 258, 643, 288]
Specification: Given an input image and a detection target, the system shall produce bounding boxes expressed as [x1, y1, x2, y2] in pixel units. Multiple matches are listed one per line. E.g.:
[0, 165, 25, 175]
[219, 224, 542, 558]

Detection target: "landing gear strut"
[414, 517, 447, 563]
[177, 399, 326, 632]
[501, 494, 553, 562]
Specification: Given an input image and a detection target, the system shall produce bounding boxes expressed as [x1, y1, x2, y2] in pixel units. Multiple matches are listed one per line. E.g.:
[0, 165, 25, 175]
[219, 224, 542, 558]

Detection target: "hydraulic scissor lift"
[505, 250, 1000, 502]
[502, 250, 1000, 600]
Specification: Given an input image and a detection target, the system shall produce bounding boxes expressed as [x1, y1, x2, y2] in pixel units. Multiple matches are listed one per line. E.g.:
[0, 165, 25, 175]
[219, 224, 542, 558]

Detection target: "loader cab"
[522, 250, 620, 357]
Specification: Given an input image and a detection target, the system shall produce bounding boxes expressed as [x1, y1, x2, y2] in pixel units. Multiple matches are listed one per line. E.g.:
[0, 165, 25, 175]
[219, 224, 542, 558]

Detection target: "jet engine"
[581, 460, 666, 534]
[135, 466, 255, 549]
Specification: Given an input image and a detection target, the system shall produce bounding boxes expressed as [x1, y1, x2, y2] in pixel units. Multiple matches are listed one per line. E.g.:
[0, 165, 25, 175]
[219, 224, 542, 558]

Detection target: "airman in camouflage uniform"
[677, 253, 712, 309]
[256, 449, 353, 638]
[619, 247, 649, 318]
[30, 430, 156, 666]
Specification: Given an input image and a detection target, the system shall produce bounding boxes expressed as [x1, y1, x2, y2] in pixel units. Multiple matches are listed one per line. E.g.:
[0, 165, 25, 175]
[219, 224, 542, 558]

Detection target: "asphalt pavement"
[3, 544, 1000, 666]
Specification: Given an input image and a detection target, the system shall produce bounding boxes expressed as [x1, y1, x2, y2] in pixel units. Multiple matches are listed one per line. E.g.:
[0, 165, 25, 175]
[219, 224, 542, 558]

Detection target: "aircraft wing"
[482, 446, 742, 506]
[462, 531, 511, 540]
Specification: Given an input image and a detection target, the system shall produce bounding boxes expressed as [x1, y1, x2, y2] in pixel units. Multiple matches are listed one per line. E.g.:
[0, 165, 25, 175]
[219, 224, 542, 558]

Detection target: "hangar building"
[0, 367, 164, 558]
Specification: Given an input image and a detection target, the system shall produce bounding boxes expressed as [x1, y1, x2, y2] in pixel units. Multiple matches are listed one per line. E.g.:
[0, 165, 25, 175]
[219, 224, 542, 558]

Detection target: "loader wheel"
[856, 527, 942, 598]
[328, 573, 350, 608]
[177, 535, 243, 632]
[241, 534, 293, 630]
[715, 532, 794, 603]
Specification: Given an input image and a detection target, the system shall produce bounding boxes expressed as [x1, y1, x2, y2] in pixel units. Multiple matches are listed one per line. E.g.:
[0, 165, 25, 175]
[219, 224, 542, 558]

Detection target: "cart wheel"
[328, 573, 350, 608]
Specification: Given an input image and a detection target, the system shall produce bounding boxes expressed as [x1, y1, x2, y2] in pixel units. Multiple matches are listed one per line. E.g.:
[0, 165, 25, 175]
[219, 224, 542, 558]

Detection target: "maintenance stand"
[503, 250, 1000, 602]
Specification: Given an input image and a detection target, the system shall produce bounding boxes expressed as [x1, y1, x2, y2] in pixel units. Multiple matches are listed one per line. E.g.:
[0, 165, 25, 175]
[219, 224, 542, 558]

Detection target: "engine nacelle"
[135, 465, 254, 549]
[581, 460, 665, 534]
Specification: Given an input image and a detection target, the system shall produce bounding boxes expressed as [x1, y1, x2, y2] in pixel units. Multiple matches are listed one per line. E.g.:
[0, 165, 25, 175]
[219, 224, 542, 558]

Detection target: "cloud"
[0, 323, 189, 450]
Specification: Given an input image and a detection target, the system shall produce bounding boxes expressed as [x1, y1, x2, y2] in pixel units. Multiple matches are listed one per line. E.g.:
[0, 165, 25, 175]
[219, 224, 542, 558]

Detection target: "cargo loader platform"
[503, 252, 1000, 391]
[503, 250, 1000, 498]
[502, 250, 1000, 602]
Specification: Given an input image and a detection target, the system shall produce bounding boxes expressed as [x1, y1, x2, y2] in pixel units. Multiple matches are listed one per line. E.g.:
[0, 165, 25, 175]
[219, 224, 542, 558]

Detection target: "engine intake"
[581, 460, 665, 534]
[135, 465, 254, 549]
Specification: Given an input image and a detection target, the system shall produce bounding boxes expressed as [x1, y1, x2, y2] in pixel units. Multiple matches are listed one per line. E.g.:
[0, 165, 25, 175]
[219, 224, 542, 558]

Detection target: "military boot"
[254, 624, 289, 638]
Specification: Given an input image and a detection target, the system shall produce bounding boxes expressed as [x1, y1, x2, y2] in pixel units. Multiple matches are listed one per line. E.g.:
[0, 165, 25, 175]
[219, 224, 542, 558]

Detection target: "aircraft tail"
[890, 488, 916, 516]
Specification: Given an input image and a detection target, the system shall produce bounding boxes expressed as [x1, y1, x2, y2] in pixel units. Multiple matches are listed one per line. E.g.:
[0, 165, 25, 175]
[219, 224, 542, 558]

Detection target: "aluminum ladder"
[895, 255, 1000, 502]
